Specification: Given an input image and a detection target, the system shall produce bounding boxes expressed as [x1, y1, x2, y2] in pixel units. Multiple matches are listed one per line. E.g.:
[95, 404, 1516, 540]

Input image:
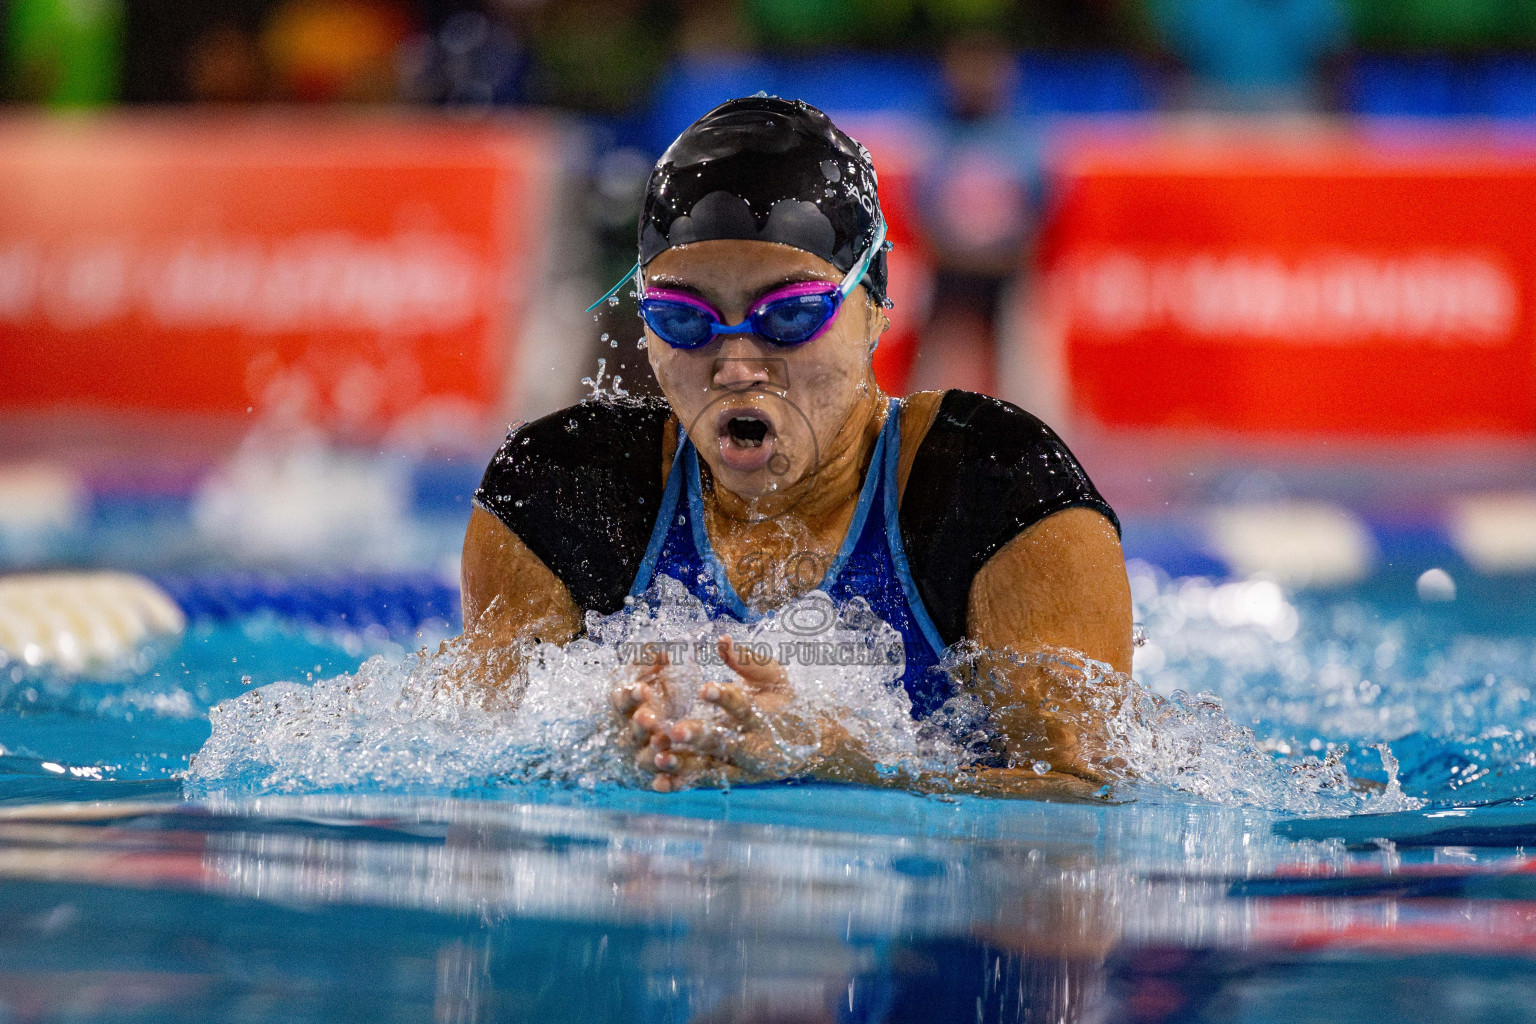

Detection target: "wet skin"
[459, 239, 1134, 794]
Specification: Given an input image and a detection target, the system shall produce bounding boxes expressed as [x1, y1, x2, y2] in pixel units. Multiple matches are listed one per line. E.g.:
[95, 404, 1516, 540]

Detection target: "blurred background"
[2, 0, 1535, 646]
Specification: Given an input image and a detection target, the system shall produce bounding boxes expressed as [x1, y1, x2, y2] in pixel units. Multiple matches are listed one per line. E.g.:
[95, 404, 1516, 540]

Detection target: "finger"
[700, 684, 764, 739]
[635, 746, 660, 775]
[675, 761, 747, 791]
[634, 744, 708, 777]
[668, 718, 703, 746]
[610, 685, 642, 715]
[638, 649, 671, 679]
[717, 635, 790, 690]
[652, 746, 717, 775]
[631, 703, 670, 744]
[627, 656, 672, 702]
[700, 681, 760, 728]
[651, 756, 743, 792]
[668, 718, 735, 761]
[614, 683, 658, 727]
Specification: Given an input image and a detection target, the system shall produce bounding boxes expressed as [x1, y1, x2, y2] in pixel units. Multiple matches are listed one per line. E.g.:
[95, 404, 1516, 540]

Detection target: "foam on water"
[185, 576, 1416, 814]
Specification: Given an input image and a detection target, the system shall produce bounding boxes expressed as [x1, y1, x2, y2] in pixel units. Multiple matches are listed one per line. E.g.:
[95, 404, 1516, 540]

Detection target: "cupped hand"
[610, 649, 736, 792]
[662, 635, 818, 787]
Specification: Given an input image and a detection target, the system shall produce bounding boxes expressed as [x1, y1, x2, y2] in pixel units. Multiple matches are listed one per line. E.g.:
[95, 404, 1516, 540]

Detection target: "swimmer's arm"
[964, 506, 1134, 783]
[456, 506, 583, 686]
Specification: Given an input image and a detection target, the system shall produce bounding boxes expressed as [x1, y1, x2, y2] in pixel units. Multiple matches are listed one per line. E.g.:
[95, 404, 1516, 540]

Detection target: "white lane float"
[0, 572, 185, 674]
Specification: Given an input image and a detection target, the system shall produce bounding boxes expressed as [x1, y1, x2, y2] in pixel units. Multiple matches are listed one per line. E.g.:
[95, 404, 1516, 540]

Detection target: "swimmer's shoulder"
[475, 397, 673, 615]
[896, 389, 1119, 646]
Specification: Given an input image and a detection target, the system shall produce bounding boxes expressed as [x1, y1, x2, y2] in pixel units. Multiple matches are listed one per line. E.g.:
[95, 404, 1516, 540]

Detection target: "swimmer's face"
[642, 239, 886, 502]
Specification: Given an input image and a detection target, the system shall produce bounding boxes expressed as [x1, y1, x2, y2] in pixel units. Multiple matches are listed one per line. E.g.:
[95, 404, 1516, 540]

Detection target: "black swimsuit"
[475, 389, 1118, 711]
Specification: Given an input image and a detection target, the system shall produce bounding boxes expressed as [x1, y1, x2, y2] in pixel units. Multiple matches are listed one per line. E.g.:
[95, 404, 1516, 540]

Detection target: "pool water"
[3, 503, 1536, 1020]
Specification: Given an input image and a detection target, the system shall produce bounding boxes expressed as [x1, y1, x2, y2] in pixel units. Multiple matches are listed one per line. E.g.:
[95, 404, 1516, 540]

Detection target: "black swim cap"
[639, 96, 888, 304]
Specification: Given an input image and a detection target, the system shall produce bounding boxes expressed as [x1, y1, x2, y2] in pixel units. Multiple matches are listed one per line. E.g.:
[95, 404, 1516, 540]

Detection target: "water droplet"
[1031, 760, 1051, 775]
[1132, 622, 1148, 647]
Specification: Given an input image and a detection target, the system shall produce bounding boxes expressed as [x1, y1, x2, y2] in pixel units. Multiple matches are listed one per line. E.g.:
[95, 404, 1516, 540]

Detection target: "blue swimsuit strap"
[683, 447, 753, 619]
[627, 432, 688, 601]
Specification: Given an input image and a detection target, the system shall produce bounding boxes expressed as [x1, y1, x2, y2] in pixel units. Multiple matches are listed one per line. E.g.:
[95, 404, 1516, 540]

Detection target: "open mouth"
[715, 406, 778, 474]
[725, 416, 769, 447]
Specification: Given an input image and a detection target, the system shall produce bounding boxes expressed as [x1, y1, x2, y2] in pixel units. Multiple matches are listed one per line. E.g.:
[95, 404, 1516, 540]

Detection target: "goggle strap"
[585, 260, 642, 314]
[837, 219, 888, 300]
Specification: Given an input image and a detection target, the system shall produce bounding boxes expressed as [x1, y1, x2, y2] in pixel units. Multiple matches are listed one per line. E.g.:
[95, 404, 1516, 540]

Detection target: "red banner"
[1042, 126, 1536, 437]
[0, 113, 560, 440]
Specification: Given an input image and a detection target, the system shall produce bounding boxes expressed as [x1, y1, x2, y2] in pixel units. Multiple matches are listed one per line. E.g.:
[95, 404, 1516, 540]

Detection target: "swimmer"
[461, 97, 1132, 796]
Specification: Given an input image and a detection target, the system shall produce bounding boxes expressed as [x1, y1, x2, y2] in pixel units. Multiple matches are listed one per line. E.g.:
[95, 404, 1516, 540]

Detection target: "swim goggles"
[586, 219, 888, 350]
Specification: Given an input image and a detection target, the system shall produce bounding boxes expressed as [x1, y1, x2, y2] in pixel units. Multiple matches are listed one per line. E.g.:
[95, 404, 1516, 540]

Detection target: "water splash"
[185, 581, 960, 797]
[946, 642, 1417, 816]
[579, 358, 629, 402]
[187, 577, 1416, 814]
[1126, 559, 1534, 805]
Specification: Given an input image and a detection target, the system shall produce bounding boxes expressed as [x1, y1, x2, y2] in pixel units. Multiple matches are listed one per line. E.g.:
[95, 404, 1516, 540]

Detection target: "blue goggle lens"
[754, 292, 837, 344]
[640, 300, 716, 349]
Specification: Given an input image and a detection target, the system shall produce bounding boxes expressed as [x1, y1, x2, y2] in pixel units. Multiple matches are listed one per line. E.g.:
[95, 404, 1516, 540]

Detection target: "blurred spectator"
[525, 0, 670, 114]
[744, 0, 1034, 49]
[745, 0, 884, 46]
[1147, 0, 1349, 110]
[1016, 0, 1156, 50]
[260, 0, 415, 101]
[187, 23, 265, 102]
[910, 31, 1039, 397]
[676, 0, 751, 55]
[397, 7, 528, 106]
[5, 0, 124, 104]
[740, 0, 1141, 51]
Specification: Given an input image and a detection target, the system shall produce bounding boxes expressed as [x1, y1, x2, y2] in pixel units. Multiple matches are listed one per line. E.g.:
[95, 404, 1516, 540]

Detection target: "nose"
[711, 337, 779, 392]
